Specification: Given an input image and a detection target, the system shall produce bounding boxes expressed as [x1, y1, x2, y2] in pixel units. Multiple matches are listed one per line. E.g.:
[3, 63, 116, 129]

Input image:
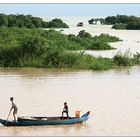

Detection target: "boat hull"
[0, 111, 90, 126]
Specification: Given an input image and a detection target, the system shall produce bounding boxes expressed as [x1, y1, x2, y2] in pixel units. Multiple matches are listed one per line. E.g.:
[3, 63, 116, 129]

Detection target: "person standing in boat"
[10, 97, 18, 121]
[62, 102, 69, 119]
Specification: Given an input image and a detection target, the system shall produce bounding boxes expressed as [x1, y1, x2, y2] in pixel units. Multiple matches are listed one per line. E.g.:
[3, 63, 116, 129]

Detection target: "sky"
[0, 4, 140, 17]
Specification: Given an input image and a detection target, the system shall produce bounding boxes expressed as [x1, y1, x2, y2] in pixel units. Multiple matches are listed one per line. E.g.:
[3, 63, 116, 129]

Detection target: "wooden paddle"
[5, 109, 11, 126]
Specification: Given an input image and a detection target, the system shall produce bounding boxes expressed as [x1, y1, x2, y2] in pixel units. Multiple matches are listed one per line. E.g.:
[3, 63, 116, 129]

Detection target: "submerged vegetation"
[112, 24, 127, 30]
[68, 30, 120, 50]
[0, 16, 139, 71]
[0, 26, 139, 70]
[113, 50, 134, 66]
[0, 27, 120, 69]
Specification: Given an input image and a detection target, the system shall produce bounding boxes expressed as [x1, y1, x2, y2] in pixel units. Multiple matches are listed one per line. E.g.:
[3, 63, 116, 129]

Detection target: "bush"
[126, 22, 140, 30]
[77, 30, 92, 38]
[43, 47, 80, 68]
[20, 35, 47, 59]
[46, 18, 69, 28]
[112, 23, 127, 29]
[93, 33, 121, 42]
[113, 50, 133, 66]
[68, 31, 120, 50]
[90, 57, 114, 70]
[0, 46, 21, 66]
[133, 52, 140, 64]
[86, 41, 113, 50]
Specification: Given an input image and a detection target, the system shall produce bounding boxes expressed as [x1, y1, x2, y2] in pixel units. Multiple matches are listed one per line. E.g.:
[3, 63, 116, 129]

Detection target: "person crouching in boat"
[10, 97, 18, 121]
[62, 102, 69, 119]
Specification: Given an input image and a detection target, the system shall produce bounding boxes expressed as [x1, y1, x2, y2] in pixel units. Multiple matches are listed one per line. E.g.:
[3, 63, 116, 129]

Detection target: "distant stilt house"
[88, 18, 104, 25]
[92, 20, 101, 25]
[77, 22, 83, 27]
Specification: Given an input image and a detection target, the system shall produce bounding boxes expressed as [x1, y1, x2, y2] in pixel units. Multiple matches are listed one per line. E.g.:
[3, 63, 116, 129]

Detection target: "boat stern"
[0, 119, 6, 126]
[0, 119, 17, 126]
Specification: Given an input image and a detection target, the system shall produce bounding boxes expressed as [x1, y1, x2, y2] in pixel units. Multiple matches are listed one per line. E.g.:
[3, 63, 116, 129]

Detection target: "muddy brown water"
[0, 66, 140, 136]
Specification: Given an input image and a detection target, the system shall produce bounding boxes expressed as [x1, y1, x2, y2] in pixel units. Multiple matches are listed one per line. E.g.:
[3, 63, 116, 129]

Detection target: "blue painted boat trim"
[0, 111, 90, 126]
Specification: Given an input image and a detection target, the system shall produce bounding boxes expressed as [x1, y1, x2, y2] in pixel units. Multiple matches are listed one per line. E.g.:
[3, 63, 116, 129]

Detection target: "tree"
[126, 22, 140, 30]
[77, 30, 92, 38]
[42, 21, 49, 28]
[20, 35, 47, 59]
[26, 22, 35, 28]
[47, 18, 69, 28]
[105, 16, 117, 24]
[31, 17, 42, 28]
[7, 14, 17, 27]
[0, 14, 8, 26]
[16, 14, 25, 27]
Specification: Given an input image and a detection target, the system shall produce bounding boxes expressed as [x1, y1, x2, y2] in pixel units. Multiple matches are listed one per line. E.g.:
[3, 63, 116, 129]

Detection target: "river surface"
[0, 66, 140, 136]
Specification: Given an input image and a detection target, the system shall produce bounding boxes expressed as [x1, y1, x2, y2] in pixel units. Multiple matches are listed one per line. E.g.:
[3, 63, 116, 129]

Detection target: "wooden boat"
[0, 111, 90, 126]
[77, 22, 83, 27]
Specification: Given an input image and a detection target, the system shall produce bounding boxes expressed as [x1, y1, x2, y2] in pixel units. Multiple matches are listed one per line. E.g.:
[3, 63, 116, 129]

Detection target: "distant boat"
[0, 111, 90, 126]
[77, 22, 83, 27]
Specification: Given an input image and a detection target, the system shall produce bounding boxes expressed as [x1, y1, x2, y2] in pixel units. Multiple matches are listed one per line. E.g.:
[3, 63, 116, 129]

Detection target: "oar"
[5, 109, 11, 126]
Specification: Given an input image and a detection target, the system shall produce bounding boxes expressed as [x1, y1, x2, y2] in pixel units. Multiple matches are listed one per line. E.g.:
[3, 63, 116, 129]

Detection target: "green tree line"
[106, 15, 140, 30]
[0, 13, 69, 28]
[89, 15, 140, 30]
[105, 15, 140, 25]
